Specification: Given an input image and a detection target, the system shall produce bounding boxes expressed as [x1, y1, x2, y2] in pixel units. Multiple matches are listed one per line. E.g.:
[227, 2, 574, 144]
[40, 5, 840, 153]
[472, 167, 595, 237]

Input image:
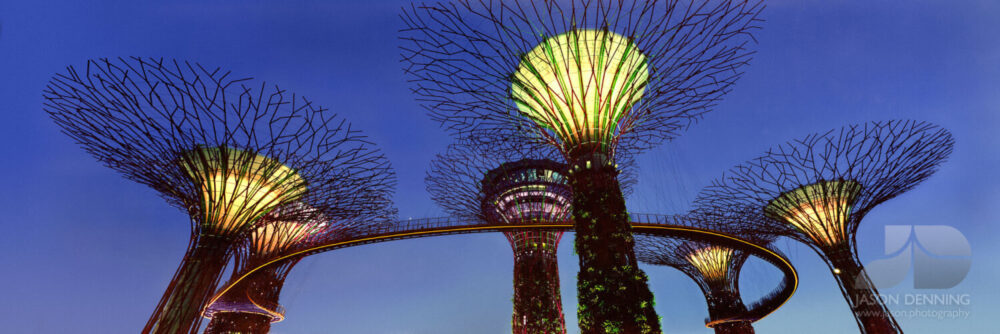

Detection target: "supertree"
[636, 207, 775, 334]
[202, 202, 385, 334]
[426, 141, 573, 334]
[202, 214, 319, 333]
[44, 57, 396, 334]
[400, 1, 764, 331]
[693, 120, 954, 333]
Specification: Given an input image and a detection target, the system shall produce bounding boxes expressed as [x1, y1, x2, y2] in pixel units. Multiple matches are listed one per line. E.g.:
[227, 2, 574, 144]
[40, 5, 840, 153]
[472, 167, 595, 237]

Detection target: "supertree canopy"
[401, 1, 763, 331]
[686, 246, 738, 286]
[764, 180, 862, 248]
[693, 120, 954, 333]
[636, 207, 776, 334]
[427, 141, 572, 334]
[44, 57, 396, 334]
[510, 29, 649, 154]
[181, 147, 308, 236]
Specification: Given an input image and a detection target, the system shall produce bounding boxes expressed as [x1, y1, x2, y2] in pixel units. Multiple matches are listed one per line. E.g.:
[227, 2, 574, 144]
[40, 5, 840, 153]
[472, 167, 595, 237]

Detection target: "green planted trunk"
[713, 321, 755, 334]
[512, 247, 566, 334]
[569, 156, 661, 334]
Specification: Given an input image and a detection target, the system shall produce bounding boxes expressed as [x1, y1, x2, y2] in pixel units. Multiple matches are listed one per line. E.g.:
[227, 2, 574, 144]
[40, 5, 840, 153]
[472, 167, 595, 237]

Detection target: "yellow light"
[764, 180, 862, 247]
[511, 29, 649, 150]
[687, 246, 735, 283]
[249, 221, 318, 256]
[182, 147, 307, 235]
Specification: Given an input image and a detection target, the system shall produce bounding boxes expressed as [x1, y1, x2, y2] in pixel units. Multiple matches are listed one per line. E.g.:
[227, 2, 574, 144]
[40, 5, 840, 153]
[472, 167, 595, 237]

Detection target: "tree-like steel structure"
[636, 207, 774, 334]
[401, 1, 764, 332]
[202, 208, 396, 334]
[44, 57, 395, 334]
[693, 120, 954, 333]
[426, 141, 572, 334]
[203, 213, 317, 333]
[203, 203, 385, 334]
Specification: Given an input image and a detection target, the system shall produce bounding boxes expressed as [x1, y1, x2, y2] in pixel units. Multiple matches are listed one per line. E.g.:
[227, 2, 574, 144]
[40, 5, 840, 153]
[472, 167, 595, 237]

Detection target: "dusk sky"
[0, 1, 997, 333]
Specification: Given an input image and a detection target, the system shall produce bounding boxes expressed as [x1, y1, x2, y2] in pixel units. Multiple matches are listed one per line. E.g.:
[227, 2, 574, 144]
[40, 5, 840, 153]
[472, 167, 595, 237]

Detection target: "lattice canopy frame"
[44, 57, 396, 334]
[401, 0, 764, 160]
[693, 120, 954, 334]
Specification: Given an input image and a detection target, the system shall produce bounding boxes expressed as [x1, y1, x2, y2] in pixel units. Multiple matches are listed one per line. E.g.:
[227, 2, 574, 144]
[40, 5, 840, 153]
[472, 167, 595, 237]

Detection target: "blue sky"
[0, 1, 996, 333]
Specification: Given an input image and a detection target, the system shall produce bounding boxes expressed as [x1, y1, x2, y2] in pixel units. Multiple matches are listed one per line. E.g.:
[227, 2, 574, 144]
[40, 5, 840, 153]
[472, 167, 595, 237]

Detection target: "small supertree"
[401, 1, 764, 332]
[636, 207, 774, 334]
[202, 203, 370, 334]
[44, 57, 395, 334]
[693, 120, 954, 333]
[426, 141, 572, 334]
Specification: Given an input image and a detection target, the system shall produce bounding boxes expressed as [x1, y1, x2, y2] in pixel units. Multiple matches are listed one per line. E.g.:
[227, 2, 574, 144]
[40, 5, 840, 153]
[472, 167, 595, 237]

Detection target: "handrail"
[204, 215, 797, 326]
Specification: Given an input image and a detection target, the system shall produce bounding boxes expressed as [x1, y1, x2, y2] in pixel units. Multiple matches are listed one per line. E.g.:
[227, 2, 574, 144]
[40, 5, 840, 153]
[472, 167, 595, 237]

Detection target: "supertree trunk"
[204, 312, 271, 334]
[569, 156, 660, 334]
[707, 290, 754, 334]
[824, 247, 901, 334]
[204, 259, 298, 334]
[145, 233, 233, 334]
[713, 321, 755, 334]
[203, 277, 274, 334]
[512, 247, 566, 334]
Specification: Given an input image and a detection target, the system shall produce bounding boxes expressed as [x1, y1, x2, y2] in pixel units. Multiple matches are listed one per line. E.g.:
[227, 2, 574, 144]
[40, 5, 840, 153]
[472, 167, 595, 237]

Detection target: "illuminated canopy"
[686, 246, 736, 284]
[249, 221, 323, 257]
[511, 29, 649, 152]
[764, 180, 862, 247]
[480, 159, 572, 255]
[481, 160, 572, 225]
[182, 146, 308, 235]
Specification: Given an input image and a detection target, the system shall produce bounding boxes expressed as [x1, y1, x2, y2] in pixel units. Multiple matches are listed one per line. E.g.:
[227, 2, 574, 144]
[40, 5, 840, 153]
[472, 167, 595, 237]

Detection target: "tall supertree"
[636, 207, 774, 334]
[693, 120, 954, 333]
[44, 57, 396, 334]
[401, 1, 764, 332]
[426, 141, 573, 334]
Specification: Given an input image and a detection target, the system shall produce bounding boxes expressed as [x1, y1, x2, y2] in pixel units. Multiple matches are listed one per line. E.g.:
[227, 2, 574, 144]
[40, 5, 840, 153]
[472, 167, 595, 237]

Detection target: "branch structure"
[401, 0, 765, 158]
[427, 141, 571, 334]
[693, 120, 954, 334]
[44, 57, 396, 334]
[401, 2, 763, 332]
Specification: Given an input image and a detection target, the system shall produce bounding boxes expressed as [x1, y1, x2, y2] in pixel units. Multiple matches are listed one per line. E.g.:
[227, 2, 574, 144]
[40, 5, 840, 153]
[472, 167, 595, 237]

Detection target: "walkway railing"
[205, 214, 797, 327]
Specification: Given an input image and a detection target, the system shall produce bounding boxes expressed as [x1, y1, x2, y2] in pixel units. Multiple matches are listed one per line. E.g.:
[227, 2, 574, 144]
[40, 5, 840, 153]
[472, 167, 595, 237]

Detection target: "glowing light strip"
[705, 317, 754, 328]
[245, 289, 285, 323]
[203, 223, 797, 325]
